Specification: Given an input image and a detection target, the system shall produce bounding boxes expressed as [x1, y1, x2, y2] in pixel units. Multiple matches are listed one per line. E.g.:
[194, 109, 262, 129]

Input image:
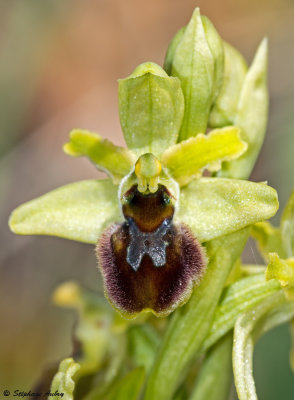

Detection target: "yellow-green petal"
[168, 8, 224, 141]
[219, 38, 268, 179]
[161, 126, 247, 185]
[50, 358, 80, 400]
[176, 178, 278, 242]
[118, 62, 184, 157]
[209, 42, 248, 128]
[9, 179, 121, 244]
[63, 130, 135, 184]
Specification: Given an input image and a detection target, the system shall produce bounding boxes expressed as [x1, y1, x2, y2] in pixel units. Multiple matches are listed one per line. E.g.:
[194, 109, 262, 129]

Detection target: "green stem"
[190, 333, 233, 400]
[144, 228, 250, 400]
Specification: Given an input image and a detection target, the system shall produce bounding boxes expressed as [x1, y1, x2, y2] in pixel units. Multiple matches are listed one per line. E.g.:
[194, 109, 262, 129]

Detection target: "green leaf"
[219, 38, 268, 179]
[201, 274, 281, 352]
[118, 62, 184, 157]
[290, 318, 294, 372]
[209, 42, 248, 128]
[169, 8, 224, 141]
[281, 189, 294, 257]
[63, 130, 135, 183]
[161, 126, 247, 185]
[105, 367, 145, 400]
[9, 179, 121, 244]
[253, 302, 294, 341]
[232, 292, 286, 400]
[144, 228, 250, 400]
[190, 334, 233, 400]
[176, 178, 279, 243]
[50, 358, 80, 400]
[251, 221, 286, 261]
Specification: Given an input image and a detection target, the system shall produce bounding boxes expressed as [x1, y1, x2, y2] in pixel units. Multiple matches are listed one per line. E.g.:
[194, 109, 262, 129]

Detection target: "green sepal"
[251, 221, 286, 261]
[104, 367, 145, 400]
[218, 38, 268, 179]
[63, 130, 135, 183]
[281, 189, 294, 257]
[190, 334, 233, 400]
[168, 8, 224, 141]
[118, 62, 184, 157]
[161, 126, 247, 185]
[9, 179, 122, 244]
[176, 178, 279, 243]
[209, 42, 248, 127]
[144, 228, 250, 400]
[50, 358, 80, 400]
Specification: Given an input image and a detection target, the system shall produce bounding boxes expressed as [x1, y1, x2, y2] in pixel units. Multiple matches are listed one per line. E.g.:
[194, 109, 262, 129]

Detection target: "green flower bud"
[50, 358, 80, 400]
[164, 8, 224, 140]
[164, 27, 185, 75]
[218, 38, 269, 179]
[209, 42, 248, 128]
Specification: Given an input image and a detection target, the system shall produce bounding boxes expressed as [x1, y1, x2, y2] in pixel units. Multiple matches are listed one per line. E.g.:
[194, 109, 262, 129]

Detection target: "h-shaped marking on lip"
[126, 217, 172, 271]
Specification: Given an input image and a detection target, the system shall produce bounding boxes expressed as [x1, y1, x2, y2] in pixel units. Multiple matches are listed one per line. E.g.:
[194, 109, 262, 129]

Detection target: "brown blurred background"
[0, 0, 293, 398]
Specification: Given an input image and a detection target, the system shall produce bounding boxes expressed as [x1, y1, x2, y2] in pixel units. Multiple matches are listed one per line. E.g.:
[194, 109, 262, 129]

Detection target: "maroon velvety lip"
[97, 221, 206, 317]
[96, 184, 207, 318]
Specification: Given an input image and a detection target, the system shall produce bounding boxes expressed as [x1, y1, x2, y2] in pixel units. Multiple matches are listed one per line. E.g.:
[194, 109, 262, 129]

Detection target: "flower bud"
[209, 42, 248, 128]
[164, 8, 224, 140]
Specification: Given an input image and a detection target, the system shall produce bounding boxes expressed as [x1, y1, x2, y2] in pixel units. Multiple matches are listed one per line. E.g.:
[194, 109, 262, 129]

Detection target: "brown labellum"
[96, 185, 207, 318]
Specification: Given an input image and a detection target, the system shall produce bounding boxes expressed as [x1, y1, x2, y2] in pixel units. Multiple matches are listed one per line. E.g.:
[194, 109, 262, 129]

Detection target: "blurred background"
[0, 0, 293, 398]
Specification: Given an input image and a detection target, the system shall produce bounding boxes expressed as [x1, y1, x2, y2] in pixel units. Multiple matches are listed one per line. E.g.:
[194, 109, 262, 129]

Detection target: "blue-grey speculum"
[126, 217, 171, 271]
